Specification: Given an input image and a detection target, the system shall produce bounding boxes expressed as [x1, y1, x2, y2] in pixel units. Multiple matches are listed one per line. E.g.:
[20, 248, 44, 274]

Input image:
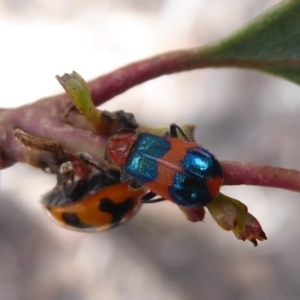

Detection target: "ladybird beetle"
[42, 169, 151, 232]
[105, 124, 223, 208]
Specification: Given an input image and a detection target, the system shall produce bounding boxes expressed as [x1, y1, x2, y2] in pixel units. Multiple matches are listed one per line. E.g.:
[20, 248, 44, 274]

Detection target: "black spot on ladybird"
[62, 212, 93, 229]
[98, 197, 135, 224]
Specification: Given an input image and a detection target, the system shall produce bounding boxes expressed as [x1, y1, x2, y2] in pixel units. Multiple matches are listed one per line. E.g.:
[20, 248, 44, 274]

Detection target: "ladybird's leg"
[140, 191, 165, 204]
[129, 180, 164, 203]
[65, 178, 87, 202]
[170, 123, 190, 141]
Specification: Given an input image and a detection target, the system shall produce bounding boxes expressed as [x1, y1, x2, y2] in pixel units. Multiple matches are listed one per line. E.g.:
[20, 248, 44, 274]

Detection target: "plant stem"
[222, 160, 300, 192]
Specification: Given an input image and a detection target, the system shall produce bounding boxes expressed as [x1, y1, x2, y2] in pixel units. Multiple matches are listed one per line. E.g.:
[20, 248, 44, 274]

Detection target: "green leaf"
[56, 71, 99, 122]
[56, 71, 110, 134]
[198, 0, 300, 84]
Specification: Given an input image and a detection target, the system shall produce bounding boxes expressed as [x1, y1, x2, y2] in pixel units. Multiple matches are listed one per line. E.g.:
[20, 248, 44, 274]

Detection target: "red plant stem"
[222, 160, 300, 192]
[88, 47, 300, 106]
[1, 46, 300, 197]
[88, 50, 199, 106]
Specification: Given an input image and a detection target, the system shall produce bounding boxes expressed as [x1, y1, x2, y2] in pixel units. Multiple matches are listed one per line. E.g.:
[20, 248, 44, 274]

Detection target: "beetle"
[42, 169, 151, 232]
[105, 124, 223, 208]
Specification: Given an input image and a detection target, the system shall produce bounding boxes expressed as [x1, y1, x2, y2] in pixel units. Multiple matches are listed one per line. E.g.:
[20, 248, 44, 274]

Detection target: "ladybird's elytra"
[98, 197, 136, 224]
[105, 124, 223, 208]
[42, 170, 149, 232]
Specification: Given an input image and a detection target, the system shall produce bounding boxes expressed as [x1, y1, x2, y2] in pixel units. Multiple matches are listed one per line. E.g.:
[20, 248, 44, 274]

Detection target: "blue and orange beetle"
[42, 169, 151, 232]
[105, 124, 223, 208]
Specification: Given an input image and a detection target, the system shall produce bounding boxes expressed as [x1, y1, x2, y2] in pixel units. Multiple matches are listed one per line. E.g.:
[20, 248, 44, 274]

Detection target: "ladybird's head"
[105, 129, 137, 167]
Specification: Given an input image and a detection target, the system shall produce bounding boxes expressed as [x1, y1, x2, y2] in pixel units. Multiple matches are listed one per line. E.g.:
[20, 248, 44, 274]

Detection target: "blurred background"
[2, 0, 300, 299]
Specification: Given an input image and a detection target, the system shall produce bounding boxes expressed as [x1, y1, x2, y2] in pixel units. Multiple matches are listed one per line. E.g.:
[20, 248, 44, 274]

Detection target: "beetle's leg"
[169, 123, 190, 141]
[129, 179, 143, 189]
[141, 191, 165, 204]
[78, 153, 120, 181]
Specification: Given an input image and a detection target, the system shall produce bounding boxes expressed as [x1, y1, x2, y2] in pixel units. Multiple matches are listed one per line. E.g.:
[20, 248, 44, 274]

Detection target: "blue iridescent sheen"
[181, 148, 223, 179]
[169, 172, 211, 206]
[124, 133, 170, 183]
[169, 147, 223, 207]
